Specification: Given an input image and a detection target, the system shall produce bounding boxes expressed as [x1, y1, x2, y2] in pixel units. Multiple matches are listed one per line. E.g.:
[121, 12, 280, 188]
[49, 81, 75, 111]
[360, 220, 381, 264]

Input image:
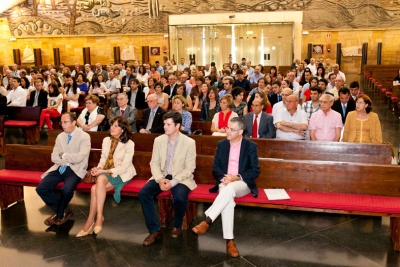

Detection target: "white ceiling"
[0, 0, 25, 14]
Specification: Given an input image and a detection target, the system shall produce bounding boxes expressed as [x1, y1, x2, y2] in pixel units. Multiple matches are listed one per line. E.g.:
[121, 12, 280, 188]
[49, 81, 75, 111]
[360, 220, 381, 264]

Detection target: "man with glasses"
[163, 75, 178, 100]
[309, 94, 342, 141]
[243, 99, 274, 138]
[36, 112, 91, 227]
[110, 93, 137, 132]
[192, 117, 260, 258]
[139, 94, 166, 134]
[274, 95, 308, 140]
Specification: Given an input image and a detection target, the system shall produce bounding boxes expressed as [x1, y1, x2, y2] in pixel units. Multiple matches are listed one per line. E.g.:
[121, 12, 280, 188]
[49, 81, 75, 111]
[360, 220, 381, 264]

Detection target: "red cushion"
[378, 85, 382, 89]
[369, 78, 374, 81]
[386, 92, 393, 95]
[392, 97, 399, 101]
[4, 120, 37, 128]
[70, 106, 85, 112]
[382, 89, 387, 92]
[188, 185, 400, 214]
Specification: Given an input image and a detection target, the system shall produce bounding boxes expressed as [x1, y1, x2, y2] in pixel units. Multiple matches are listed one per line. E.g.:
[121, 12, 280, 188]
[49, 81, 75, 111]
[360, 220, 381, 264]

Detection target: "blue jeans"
[36, 167, 81, 218]
[139, 179, 190, 233]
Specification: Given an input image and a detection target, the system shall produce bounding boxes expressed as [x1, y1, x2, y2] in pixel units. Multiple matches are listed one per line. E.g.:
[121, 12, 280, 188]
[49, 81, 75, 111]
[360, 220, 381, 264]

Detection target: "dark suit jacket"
[243, 112, 275, 138]
[268, 94, 279, 107]
[126, 89, 148, 110]
[139, 107, 167, 133]
[0, 94, 7, 114]
[210, 138, 260, 197]
[331, 98, 356, 124]
[121, 74, 136, 87]
[163, 83, 177, 99]
[110, 105, 137, 132]
[28, 89, 48, 109]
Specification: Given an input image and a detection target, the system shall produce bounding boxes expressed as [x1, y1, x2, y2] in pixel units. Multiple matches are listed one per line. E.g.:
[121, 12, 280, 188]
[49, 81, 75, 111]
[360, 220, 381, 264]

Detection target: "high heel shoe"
[76, 223, 94, 237]
[93, 216, 104, 235]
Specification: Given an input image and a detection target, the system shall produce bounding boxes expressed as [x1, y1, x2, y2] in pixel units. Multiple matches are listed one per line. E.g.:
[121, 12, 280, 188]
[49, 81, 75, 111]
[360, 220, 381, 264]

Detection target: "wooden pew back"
[6, 107, 41, 124]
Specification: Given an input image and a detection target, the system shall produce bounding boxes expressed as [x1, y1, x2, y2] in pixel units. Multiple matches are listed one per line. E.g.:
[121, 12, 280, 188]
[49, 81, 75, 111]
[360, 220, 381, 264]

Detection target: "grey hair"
[118, 93, 128, 99]
[321, 94, 334, 103]
[230, 117, 246, 131]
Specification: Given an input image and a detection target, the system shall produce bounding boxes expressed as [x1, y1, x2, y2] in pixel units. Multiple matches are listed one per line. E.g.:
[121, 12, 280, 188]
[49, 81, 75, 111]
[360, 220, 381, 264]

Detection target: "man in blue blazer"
[243, 99, 274, 138]
[192, 117, 260, 257]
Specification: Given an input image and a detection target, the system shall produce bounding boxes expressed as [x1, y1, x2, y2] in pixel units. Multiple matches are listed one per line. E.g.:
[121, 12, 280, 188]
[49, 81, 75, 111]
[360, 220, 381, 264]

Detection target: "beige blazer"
[42, 127, 91, 179]
[98, 137, 136, 182]
[149, 132, 197, 190]
[342, 111, 382, 144]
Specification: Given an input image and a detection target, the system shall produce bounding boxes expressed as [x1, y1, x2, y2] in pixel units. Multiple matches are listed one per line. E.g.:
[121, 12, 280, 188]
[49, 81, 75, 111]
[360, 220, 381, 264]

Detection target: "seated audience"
[342, 95, 382, 143]
[126, 78, 148, 110]
[175, 83, 193, 110]
[110, 93, 137, 132]
[139, 94, 167, 134]
[302, 86, 322, 120]
[143, 77, 156, 98]
[193, 83, 209, 111]
[76, 116, 136, 237]
[274, 95, 308, 140]
[250, 66, 264, 84]
[39, 83, 63, 130]
[29, 79, 48, 108]
[76, 73, 88, 95]
[137, 65, 149, 86]
[349, 81, 362, 101]
[154, 81, 169, 110]
[269, 80, 283, 107]
[309, 94, 342, 141]
[200, 86, 220, 122]
[173, 95, 192, 134]
[211, 94, 238, 136]
[121, 67, 136, 88]
[244, 99, 274, 138]
[89, 77, 108, 100]
[7, 77, 27, 107]
[63, 76, 80, 112]
[331, 87, 355, 125]
[233, 69, 250, 91]
[231, 87, 247, 118]
[105, 71, 121, 108]
[77, 95, 106, 131]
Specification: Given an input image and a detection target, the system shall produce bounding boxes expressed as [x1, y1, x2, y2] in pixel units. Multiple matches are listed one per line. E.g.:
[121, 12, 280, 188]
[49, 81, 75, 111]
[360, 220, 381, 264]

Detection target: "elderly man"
[302, 87, 322, 120]
[249, 66, 264, 84]
[192, 117, 260, 257]
[139, 111, 196, 245]
[94, 63, 108, 81]
[139, 94, 166, 134]
[204, 63, 211, 76]
[331, 87, 355, 124]
[177, 58, 188, 71]
[286, 71, 300, 95]
[246, 61, 254, 77]
[272, 88, 301, 118]
[28, 79, 48, 109]
[164, 75, 178, 100]
[179, 73, 192, 95]
[309, 94, 342, 141]
[106, 71, 121, 108]
[327, 64, 346, 82]
[36, 112, 90, 226]
[11, 64, 20, 77]
[307, 58, 317, 75]
[110, 93, 137, 132]
[7, 77, 27, 107]
[244, 99, 274, 138]
[274, 95, 308, 140]
[329, 76, 345, 100]
[84, 64, 94, 82]
[3, 70, 12, 88]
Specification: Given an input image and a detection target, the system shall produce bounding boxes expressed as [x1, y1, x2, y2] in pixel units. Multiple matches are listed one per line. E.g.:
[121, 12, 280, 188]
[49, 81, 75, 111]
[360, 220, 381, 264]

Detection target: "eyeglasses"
[286, 100, 297, 103]
[251, 104, 261, 107]
[224, 127, 240, 132]
[282, 94, 291, 96]
[59, 121, 71, 125]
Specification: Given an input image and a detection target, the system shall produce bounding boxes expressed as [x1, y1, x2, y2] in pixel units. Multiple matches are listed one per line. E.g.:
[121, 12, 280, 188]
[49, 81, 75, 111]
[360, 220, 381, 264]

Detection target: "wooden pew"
[4, 107, 41, 145]
[191, 121, 212, 135]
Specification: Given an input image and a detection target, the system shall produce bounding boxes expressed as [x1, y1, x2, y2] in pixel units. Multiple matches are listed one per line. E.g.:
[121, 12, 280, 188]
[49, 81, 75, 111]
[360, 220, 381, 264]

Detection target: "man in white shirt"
[106, 71, 121, 108]
[286, 71, 300, 95]
[330, 76, 345, 100]
[246, 61, 254, 77]
[177, 58, 188, 71]
[7, 77, 27, 107]
[179, 73, 192, 95]
[11, 64, 20, 78]
[307, 58, 317, 75]
[84, 64, 94, 82]
[327, 64, 346, 83]
[3, 70, 12, 88]
[203, 63, 211, 76]
[274, 95, 308, 140]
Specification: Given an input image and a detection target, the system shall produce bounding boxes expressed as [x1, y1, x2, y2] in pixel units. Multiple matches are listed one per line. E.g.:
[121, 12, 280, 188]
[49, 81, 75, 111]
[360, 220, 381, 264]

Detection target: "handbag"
[82, 170, 97, 184]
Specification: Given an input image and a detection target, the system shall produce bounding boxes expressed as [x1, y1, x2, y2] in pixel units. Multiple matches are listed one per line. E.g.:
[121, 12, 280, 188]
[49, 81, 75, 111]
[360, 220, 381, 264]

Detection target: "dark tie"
[59, 134, 72, 174]
[121, 109, 125, 116]
[342, 104, 346, 117]
[252, 115, 258, 138]
[278, 95, 281, 102]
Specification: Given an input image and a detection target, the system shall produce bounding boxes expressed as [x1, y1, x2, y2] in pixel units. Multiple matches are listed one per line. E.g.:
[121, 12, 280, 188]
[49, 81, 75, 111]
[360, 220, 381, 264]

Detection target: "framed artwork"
[313, 44, 324, 54]
[151, 47, 160, 55]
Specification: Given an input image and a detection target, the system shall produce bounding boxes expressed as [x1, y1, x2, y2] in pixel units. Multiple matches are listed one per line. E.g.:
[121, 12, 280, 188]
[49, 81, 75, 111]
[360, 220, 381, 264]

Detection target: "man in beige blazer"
[139, 111, 196, 246]
[36, 112, 91, 227]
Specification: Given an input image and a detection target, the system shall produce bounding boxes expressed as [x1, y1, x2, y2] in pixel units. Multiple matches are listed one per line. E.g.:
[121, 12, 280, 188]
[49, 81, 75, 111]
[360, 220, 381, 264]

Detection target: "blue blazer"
[210, 138, 260, 197]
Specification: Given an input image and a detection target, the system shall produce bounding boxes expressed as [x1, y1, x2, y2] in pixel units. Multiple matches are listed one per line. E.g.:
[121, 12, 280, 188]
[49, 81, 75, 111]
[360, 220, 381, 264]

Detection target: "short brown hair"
[356, 94, 372, 113]
[85, 94, 100, 105]
[220, 94, 234, 107]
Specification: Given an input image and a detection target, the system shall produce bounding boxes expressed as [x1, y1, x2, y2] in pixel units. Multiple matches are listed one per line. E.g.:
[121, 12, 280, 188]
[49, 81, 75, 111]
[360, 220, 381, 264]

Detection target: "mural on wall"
[1, 0, 400, 35]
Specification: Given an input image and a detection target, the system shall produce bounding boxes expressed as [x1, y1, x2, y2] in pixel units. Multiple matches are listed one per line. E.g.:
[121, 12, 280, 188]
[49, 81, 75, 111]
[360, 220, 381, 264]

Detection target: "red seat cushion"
[70, 106, 85, 112]
[188, 184, 400, 214]
[382, 89, 387, 92]
[4, 120, 37, 128]
[386, 92, 393, 95]
[378, 85, 382, 89]
[391, 97, 399, 101]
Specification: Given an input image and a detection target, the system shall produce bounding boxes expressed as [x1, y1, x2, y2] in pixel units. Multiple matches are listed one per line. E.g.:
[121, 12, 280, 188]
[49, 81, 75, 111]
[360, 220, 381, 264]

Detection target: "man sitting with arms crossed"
[36, 112, 90, 226]
[309, 94, 342, 141]
[139, 111, 196, 245]
[192, 117, 260, 258]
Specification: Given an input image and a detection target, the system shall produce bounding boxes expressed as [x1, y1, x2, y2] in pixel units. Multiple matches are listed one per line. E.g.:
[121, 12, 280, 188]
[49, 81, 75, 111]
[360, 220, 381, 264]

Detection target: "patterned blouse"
[231, 102, 247, 118]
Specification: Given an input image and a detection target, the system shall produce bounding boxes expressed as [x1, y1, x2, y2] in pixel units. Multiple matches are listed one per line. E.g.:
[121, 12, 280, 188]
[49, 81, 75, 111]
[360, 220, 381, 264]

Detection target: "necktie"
[146, 110, 155, 131]
[121, 109, 125, 116]
[59, 134, 72, 175]
[252, 115, 258, 138]
[342, 103, 346, 117]
[33, 91, 39, 107]
[278, 95, 281, 102]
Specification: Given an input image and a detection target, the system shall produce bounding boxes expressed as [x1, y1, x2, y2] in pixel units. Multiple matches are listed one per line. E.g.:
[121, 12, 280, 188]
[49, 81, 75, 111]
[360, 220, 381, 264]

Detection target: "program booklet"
[264, 189, 290, 200]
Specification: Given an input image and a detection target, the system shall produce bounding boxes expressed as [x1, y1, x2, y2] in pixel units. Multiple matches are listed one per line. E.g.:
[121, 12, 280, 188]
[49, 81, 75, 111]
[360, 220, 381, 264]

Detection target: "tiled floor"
[1, 74, 400, 267]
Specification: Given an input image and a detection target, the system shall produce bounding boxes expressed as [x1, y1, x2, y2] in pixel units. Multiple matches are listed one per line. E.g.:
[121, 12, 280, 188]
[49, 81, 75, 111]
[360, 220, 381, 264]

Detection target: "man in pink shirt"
[192, 117, 260, 258]
[309, 94, 342, 141]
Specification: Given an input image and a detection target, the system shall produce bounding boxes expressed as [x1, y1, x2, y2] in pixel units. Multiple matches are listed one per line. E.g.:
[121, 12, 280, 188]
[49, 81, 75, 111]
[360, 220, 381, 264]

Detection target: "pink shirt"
[309, 109, 342, 141]
[227, 137, 242, 175]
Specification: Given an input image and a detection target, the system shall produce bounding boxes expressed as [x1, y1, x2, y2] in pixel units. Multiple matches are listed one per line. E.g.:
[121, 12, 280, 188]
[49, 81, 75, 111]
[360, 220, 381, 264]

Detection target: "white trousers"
[205, 181, 250, 239]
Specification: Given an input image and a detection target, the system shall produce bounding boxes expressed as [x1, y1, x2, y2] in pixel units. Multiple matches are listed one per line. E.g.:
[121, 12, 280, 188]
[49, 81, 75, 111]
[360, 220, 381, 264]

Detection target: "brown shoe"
[44, 213, 58, 226]
[143, 231, 163, 246]
[54, 207, 74, 226]
[226, 239, 239, 257]
[171, 227, 182, 239]
[192, 221, 209, 235]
